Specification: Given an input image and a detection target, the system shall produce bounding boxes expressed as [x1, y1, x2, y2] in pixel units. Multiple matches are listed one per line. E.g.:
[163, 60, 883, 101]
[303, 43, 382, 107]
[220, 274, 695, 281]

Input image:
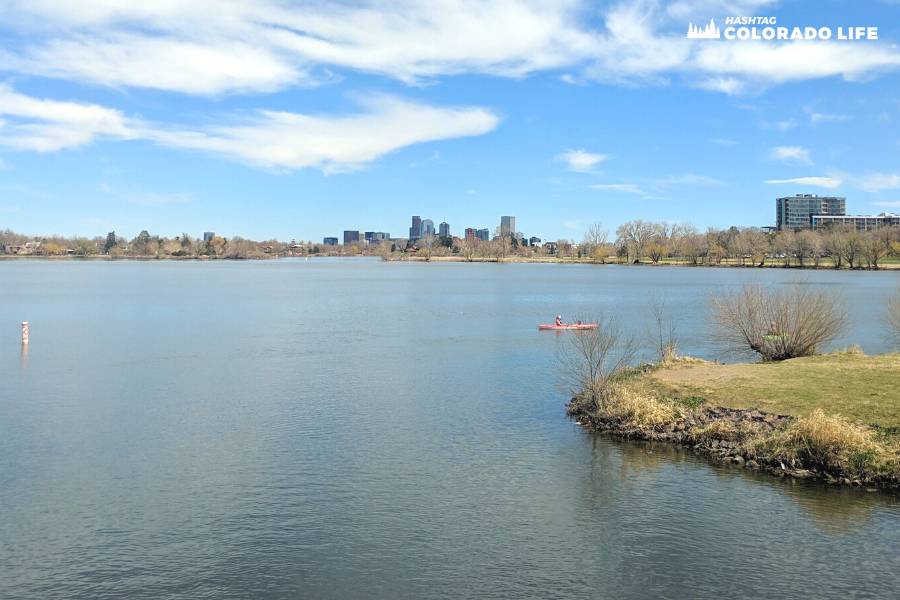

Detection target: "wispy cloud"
[659, 173, 721, 185]
[774, 118, 798, 132]
[765, 176, 843, 188]
[563, 219, 583, 230]
[810, 112, 852, 124]
[409, 150, 441, 168]
[874, 201, 900, 207]
[555, 149, 610, 174]
[770, 146, 813, 166]
[589, 183, 643, 194]
[0, 85, 500, 173]
[710, 138, 738, 146]
[855, 173, 900, 193]
[0, 206, 22, 213]
[0, 83, 135, 151]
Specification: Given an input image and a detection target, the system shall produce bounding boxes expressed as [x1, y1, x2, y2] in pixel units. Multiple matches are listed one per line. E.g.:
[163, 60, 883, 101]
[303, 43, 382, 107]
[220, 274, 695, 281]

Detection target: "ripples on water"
[1, 260, 899, 599]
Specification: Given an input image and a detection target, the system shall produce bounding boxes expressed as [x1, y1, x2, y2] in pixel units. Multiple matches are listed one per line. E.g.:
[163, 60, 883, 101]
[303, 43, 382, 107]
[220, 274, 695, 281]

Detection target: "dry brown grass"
[598, 382, 683, 428]
[754, 409, 897, 477]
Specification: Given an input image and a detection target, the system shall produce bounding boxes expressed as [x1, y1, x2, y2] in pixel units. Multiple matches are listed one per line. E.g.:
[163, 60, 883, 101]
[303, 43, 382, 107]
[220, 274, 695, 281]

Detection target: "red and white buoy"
[22, 321, 28, 343]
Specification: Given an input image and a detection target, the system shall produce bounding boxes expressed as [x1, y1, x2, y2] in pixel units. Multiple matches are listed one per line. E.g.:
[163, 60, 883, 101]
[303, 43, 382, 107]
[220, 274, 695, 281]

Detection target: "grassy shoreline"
[567, 352, 900, 490]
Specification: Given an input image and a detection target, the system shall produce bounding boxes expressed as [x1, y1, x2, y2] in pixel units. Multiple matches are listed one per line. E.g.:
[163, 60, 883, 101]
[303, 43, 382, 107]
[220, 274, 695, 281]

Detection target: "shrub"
[708, 280, 850, 361]
[555, 312, 637, 411]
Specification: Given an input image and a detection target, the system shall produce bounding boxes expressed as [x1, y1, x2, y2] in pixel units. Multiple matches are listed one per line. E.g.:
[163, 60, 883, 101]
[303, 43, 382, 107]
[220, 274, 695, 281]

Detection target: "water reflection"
[587, 431, 898, 535]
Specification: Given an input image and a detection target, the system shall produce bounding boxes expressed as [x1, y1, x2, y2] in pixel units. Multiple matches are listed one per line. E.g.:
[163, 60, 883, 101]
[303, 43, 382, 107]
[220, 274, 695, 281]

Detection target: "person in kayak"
[555, 315, 564, 326]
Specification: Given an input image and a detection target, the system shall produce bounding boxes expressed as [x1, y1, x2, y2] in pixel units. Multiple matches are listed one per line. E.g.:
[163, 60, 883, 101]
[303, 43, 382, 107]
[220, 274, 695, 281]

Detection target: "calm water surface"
[1, 260, 899, 599]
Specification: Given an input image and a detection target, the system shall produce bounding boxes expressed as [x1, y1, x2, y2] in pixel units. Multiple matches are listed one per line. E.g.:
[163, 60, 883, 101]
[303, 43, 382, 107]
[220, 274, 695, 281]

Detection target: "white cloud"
[563, 219, 583, 230]
[153, 96, 499, 173]
[874, 201, 900, 207]
[0, 83, 135, 151]
[810, 112, 852, 124]
[695, 77, 746, 95]
[589, 183, 643, 194]
[765, 176, 843, 188]
[855, 173, 900, 193]
[555, 149, 610, 173]
[774, 118, 797, 132]
[1, 0, 899, 95]
[660, 173, 721, 185]
[770, 146, 813, 166]
[710, 138, 738, 146]
[0, 86, 500, 172]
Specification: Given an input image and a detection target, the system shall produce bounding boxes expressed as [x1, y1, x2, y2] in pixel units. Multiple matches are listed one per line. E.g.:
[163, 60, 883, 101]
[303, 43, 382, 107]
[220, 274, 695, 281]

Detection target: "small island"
[561, 281, 900, 490]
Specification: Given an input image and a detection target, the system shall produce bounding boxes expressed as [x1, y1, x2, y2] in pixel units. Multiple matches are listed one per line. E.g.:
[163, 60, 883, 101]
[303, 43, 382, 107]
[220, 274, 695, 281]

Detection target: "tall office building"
[364, 232, 390, 243]
[500, 216, 515, 237]
[343, 230, 361, 244]
[776, 195, 845, 231]
[476, 228, 490, 242]
[421, 219, 435, 238]
[410, 216, 422, 241]
[439, 221, 450, 237]
[203, 232, 215, 241]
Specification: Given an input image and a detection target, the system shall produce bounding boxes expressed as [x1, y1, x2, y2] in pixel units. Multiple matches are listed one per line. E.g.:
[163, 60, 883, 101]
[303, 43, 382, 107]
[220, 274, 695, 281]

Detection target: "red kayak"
[538, 324, 598, 330]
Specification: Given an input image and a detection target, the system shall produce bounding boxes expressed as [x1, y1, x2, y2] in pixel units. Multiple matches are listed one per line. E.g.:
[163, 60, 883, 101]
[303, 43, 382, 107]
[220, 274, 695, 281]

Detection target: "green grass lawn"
[651, 353, 900, 428]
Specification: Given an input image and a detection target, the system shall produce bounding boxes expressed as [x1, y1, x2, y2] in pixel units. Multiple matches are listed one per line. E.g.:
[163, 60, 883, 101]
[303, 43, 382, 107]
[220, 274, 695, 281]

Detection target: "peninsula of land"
[567, 352, 900, 490]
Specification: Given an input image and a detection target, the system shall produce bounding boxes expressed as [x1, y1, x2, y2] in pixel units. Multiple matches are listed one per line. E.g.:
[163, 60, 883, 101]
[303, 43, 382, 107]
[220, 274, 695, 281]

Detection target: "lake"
[1, 259, 899, 599]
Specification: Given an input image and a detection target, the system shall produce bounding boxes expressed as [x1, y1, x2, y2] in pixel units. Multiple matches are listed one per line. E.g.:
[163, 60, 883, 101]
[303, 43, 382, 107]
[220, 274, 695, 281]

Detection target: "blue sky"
[1, 0, 899, 242]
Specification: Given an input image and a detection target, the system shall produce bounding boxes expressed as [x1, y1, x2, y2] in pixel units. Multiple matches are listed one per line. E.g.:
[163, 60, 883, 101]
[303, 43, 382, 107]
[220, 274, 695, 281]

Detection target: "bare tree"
[646, 242, 667, 264]
[580, 221, 609, 256]
[861, 230, 889, 269]
[554, 313, 638, 411]
[708, 280, 850, 362]
[797, 229, 823, 267]
[457, 237, 476, 261]
[773, 231, 795, 267]
[835, 226, 863, 268]
[615, 220, 657, 263]
[377, 241, 394, 261]
[642, 294, 678, 362]
[743, 229, 771, 267]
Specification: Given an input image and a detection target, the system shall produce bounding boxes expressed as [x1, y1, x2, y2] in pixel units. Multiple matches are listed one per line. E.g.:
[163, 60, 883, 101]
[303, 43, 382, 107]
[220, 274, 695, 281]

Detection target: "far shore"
[3, 253, 900, 270]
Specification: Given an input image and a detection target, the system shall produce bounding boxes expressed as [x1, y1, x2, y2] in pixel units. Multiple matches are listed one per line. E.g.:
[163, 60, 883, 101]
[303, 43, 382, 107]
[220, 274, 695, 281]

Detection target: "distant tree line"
[3, 220, 900, 267]
[0, 229, 299, 259]
[607, 219, 900, 269]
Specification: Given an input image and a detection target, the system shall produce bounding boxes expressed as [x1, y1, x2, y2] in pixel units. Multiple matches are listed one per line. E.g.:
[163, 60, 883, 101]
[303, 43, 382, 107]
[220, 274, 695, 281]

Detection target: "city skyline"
[1, 1, 899, 241]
